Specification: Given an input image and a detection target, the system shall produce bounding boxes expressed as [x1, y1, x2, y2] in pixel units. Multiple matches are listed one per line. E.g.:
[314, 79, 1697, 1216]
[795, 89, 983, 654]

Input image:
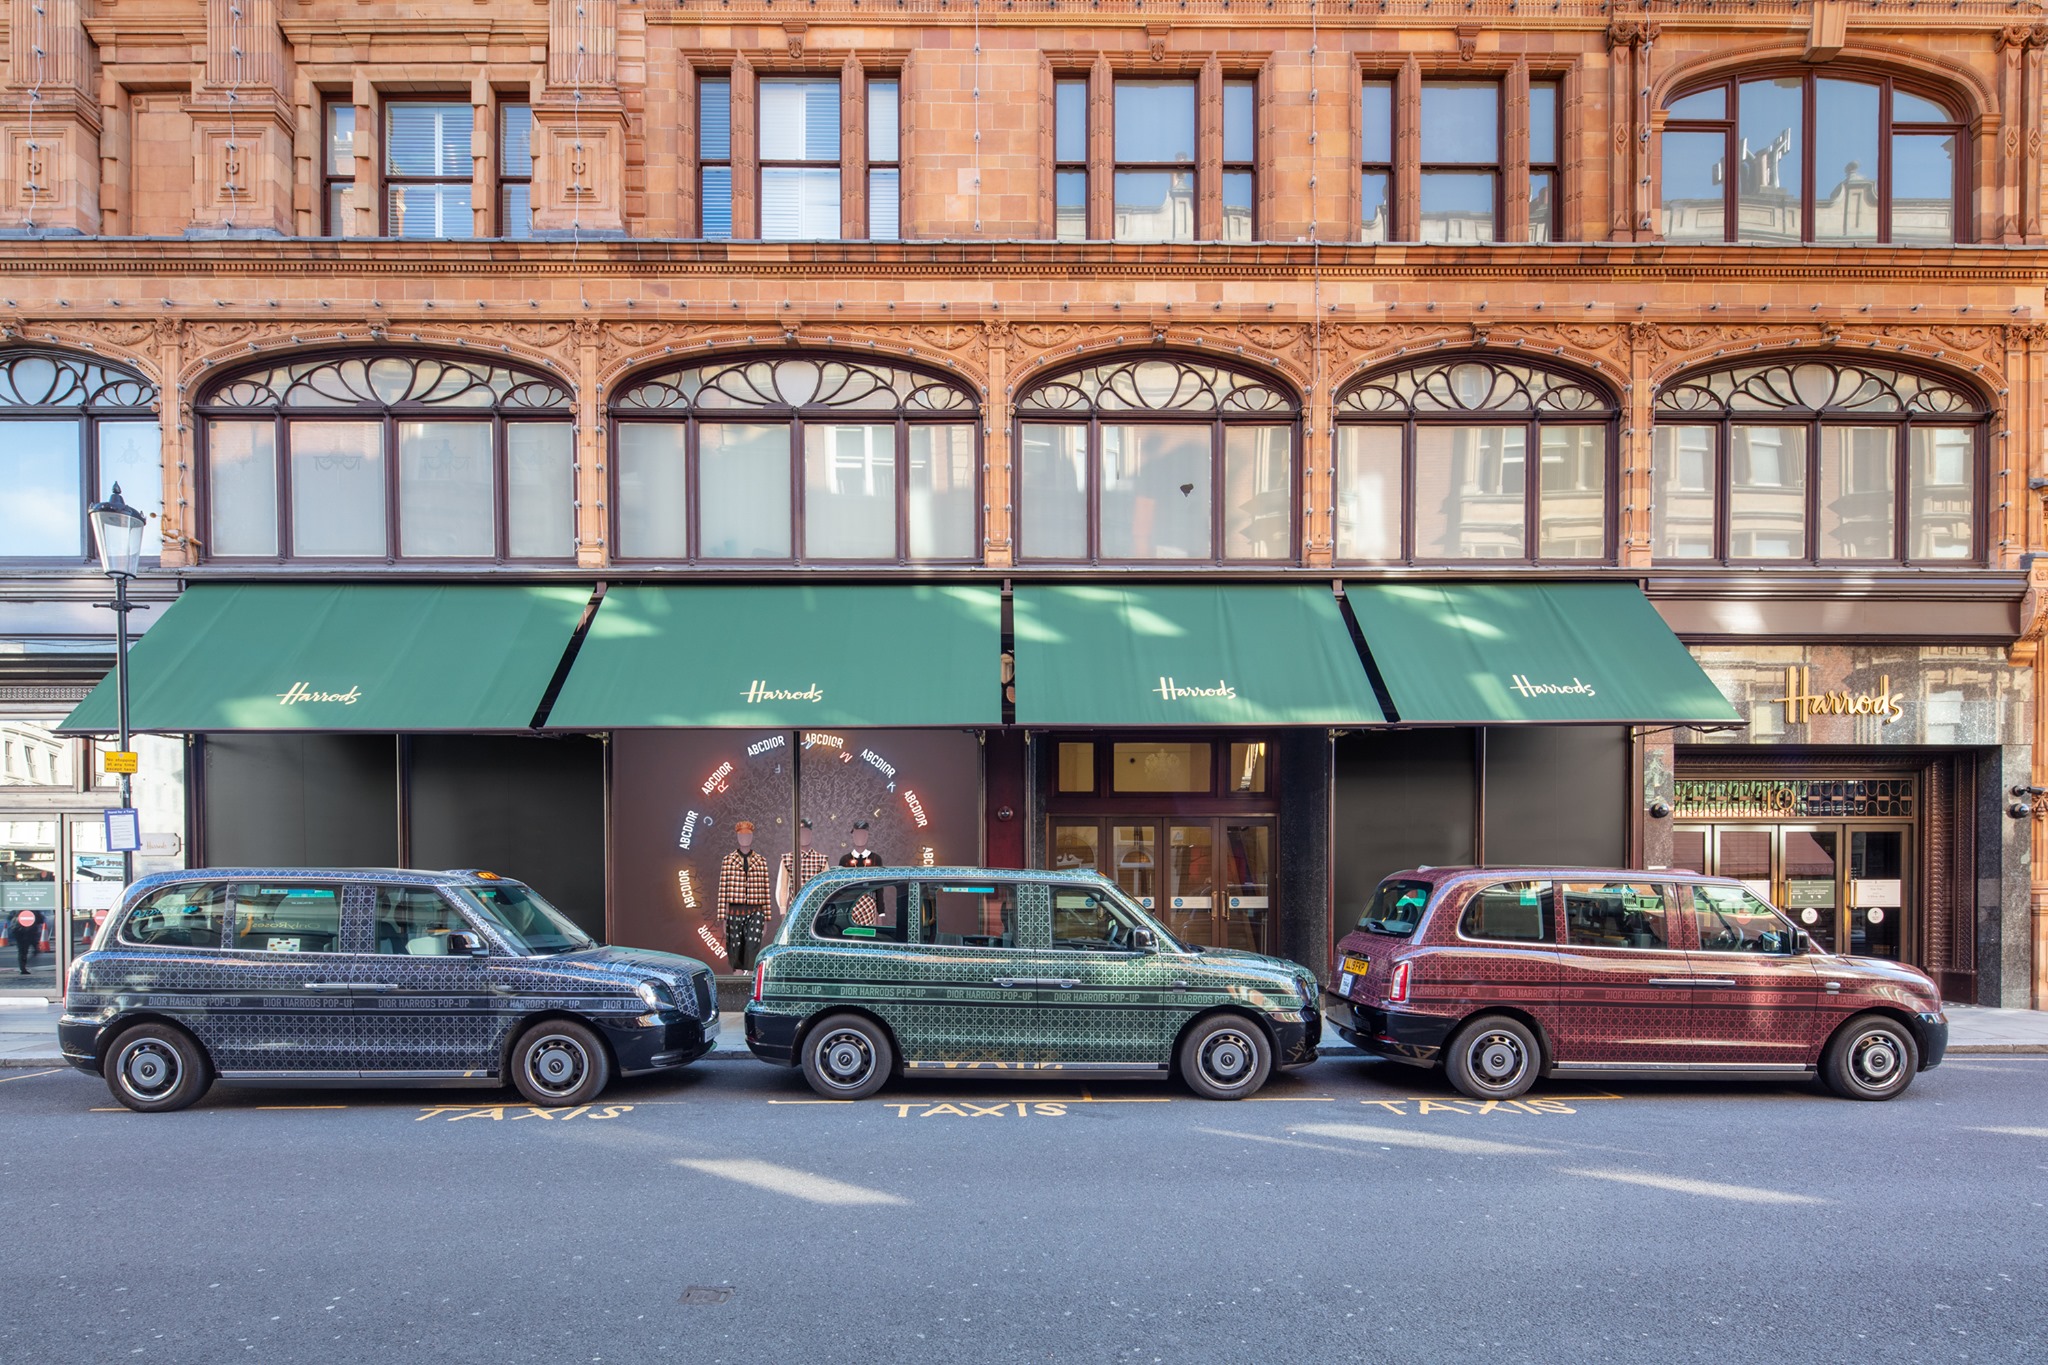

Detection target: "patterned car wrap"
[60, 868, 719, 1082]
[744, 867, 1320, 1073]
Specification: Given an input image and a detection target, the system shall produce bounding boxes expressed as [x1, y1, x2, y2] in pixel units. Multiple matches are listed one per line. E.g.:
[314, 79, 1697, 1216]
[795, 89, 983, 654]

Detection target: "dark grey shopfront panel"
[1334, 729, 1478, 926]
[408, 735, 605, 938]
[201, 735, 399, 868]
[1483, 726, 1627, 868]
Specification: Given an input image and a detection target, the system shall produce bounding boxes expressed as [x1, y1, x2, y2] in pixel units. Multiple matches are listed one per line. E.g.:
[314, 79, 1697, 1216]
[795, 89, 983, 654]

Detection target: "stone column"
[840, 55, 867, 242]
[984, 320, 1013, 568]
[1393, 58, 1420, 242]
[1086, 54, 1113, 241]
[1196, 54, 1222, 242]
[185, 0, 295, 236]
[0, 0, 101, 233]
[532, 0, 629, 237]
[1503, 58, 1531, 242]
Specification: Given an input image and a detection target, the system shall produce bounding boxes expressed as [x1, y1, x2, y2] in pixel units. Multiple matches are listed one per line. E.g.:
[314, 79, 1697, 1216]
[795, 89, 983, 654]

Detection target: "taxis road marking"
[417, 1103, 634, 1122]
[1354, 1093, 1624, 1117]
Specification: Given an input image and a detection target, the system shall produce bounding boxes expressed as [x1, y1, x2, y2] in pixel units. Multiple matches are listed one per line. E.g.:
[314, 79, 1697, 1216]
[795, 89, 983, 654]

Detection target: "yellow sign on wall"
[102, 750, 139, 775]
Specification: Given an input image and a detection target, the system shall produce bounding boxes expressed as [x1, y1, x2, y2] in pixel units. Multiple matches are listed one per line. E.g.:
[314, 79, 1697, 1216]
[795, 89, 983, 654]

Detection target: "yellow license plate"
[1342, 955, 1372, 977]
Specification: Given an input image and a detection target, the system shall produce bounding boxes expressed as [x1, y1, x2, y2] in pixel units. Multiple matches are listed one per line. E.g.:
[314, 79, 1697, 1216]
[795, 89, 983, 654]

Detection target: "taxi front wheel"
[1821, 1014, 1918, 1101]
[801, 1014, 894, 1100]
[105, 1022, 212, 1113]
[1178, 1015, 1272, 1100]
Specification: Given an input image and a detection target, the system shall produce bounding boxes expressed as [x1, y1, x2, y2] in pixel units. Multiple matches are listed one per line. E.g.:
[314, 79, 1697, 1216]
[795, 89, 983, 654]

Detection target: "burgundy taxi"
[1325, 868, 1948, 1101]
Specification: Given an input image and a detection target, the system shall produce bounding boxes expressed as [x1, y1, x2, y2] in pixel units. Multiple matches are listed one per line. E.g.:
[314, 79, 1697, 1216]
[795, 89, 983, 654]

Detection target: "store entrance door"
[0, 814, 129, 996]
[1672, 823, 1909, 961]
[1048, 816, 1275, 956]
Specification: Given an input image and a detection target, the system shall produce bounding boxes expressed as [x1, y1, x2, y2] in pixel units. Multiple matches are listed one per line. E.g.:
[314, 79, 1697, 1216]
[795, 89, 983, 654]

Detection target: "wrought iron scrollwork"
[1337, 358, 1613, 416]
[1655, 361, 1983, 417]
[1016, 357, 1295, 416]
[204, 354, 570, 411]
[614, 356, 975, 414]
[0, 350, 158, 411]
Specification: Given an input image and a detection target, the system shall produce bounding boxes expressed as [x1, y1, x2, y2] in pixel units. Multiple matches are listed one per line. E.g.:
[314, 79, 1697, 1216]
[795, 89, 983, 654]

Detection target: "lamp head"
[88, 483, 146, 578]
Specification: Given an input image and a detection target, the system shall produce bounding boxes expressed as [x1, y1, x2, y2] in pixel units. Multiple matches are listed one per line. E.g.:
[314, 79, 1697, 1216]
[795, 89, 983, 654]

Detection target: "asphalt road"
[2, 1056, 2044, 1365]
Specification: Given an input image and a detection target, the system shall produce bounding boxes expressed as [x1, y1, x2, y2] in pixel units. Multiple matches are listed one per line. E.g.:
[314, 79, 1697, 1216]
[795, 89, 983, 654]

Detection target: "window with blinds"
[760, 78, 842, 240]
[869, 79, 900, 241]
[499, 103, 533, 239]
[384, 101, 475, 240]
[699, 77, 732, 239]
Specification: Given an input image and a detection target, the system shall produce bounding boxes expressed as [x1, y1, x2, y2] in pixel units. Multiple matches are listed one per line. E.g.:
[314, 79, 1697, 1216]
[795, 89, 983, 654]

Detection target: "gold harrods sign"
[1772, 667, 1903, 726]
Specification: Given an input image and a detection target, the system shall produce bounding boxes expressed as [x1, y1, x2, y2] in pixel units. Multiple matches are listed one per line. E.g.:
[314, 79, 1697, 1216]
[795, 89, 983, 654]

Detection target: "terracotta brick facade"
[4, 1, 2048, 1001]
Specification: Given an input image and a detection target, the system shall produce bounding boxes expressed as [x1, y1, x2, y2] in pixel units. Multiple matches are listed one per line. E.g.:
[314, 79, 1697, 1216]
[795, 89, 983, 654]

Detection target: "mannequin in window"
[841, 821, 884, 925]
[777, 819, 830, 917]
[717, 821, 773, 971]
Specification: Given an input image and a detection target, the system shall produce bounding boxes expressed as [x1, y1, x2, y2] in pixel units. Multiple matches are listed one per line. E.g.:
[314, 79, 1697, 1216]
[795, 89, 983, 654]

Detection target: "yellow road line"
[0, 1068, 61, 1084]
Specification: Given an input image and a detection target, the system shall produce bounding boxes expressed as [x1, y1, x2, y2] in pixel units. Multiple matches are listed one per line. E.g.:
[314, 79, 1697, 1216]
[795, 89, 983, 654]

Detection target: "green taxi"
[743, 866, 1320, 1100]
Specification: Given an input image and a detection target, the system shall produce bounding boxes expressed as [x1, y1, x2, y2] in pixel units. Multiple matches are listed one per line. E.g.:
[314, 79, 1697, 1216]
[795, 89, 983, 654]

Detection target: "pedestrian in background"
[9, 904, 47, 975]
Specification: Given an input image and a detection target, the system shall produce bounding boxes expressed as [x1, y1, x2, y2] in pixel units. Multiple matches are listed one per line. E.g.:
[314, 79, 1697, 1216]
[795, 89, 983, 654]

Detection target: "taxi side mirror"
[446, 931, 490, 957]
[1130, 928, 1157, 953]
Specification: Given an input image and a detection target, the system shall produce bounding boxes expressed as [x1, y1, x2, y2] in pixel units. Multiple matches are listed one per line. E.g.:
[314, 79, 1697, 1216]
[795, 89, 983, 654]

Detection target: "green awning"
[1343, 582, 1740, 725]
[546, 584, 1003, 728]
[59, 583, 594, 733]
[1012, 585, 1386, 726]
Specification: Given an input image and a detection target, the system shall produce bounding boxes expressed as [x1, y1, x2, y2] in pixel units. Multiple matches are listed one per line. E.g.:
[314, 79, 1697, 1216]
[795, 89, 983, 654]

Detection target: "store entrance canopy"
[545, 584, 1003, 728]
[1012, 585, 1387, 726]
[58, 583, 594, 733]
[1342, 582, 1740, 725]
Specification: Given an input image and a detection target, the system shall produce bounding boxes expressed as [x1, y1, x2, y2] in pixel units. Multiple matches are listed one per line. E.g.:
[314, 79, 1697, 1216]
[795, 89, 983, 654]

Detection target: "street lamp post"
[88, 484, 146, 887]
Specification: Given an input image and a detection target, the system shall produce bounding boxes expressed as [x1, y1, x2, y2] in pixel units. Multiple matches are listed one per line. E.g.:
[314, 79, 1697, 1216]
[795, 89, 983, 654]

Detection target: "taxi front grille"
[692, 972, 715, 1019]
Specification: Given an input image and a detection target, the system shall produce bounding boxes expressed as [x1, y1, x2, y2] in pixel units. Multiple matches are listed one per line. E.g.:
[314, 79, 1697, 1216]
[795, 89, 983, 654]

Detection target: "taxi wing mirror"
[446, 931, 490, 957]
[1130, 928, 1157, 953]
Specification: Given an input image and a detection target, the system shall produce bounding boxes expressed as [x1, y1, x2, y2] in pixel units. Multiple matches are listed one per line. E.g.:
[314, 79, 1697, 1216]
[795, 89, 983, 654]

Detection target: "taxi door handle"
[302, 982, 352, 992]
[1647, 978, 1694, 988]
[1690, 978, 1737, 989]
[1823, 980, 1844, 993]
[359, 983, 400, 993]
[1046, 979, 1080, 990]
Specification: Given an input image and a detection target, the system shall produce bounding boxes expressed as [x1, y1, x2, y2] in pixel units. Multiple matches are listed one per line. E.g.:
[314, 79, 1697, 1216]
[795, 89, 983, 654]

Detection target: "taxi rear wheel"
[511, 1020, 612, 1106]
[1821, 1014, 1918, 1101]
[105, 1022, 212, 1113]
[801, 1014, 894, 1100]
[1445, 1015, 1540, 1101]
[1178, 1015, 1272, 1100]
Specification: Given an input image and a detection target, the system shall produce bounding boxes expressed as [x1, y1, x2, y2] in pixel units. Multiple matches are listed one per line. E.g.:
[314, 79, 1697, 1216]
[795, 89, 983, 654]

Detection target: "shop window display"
[1651, 359, 1985, 565]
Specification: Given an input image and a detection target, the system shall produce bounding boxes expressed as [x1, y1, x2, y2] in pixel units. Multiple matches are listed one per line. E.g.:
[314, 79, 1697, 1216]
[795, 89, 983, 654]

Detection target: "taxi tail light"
[752, 961, 766, 1003]
[1386, 960, 1413, 1006]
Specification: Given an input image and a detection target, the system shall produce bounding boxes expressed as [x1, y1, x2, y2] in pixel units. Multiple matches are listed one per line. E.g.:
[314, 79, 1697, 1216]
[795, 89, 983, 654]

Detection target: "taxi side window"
[375, 887, 474, 955]
[923, 883, 1018, 949]
[1693, 884, 1797, 955]
[1049, 887, 1137, 950]
[231, 883, 345, 954]
[1563, 882, 1673, 950]
[1458, 881, 1554, 943]
[813, 883, 908, 944]
[120, 883, 228, 949]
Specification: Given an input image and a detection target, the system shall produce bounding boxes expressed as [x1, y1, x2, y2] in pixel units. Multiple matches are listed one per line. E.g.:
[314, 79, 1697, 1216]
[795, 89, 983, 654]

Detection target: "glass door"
[1164, 822, 1213, 947]
[1045, 816, 1276, 955]
[1778, 826, 1842, 954]
[1846, 827, 1908, 960]
[1221, 823, 1272, 953]
[0, 818, 60, 993]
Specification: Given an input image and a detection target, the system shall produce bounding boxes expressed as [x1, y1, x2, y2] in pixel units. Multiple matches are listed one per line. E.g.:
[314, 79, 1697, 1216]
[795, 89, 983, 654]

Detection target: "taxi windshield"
[457, 882, 596, 955]
[1100, 883, 1189, 953]
[1357, 879, 1433, 936]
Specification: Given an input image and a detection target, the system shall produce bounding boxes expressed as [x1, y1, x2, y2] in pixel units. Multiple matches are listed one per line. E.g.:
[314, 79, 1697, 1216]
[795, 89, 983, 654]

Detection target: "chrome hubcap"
[526, 1035, 588, 1098]
[1851, 1031, 1902, 1087]
[816, 1029, 875, 1088]
[118, 1040, 178, 1098]
[1471, 1032, 1527, 1086]
[1201, 1029, 1258, 1085]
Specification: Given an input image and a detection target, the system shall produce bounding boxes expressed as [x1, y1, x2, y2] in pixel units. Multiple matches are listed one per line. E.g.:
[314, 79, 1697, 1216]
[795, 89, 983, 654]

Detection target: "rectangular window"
[121, 883, 228, 949]
[1537, 425, 1605, 559]
[1817, 425, 1895, 560]
[760, 77, 842, 241]
[385, 101, 475, 240]
[1222, 425, 1290, 559]
[1651, 424, 1717, 560]
[206, 420, 278, 557]
[1459, 881, 1554, 943]
[1110, 742, 1212, 794]
[98, 420, 164, 559]
[1737, 77, 1804, 244]
[499, 103, 533, 239]
[615, 423, 689, 559]
[868, 78, 900, 241]
[1660, 129, 1728, 241]
[1729, 425, 1808, 559]
[1360, 80, 1392, 243]
[506, 423, 575, 559]
[1892, 131, 1956, 246]
[1018, 423, 1089, 560]
[1414, 425, 1525, 559]
[1099, 424, 1210, 558]
[398, 421, 495, 558]
[1529, 82, 1560, 243]
[922, 882, 1015, 948]
[1057, 742, 1095, 793]
[323, 101, 359, 237]
[231, 883, 345, 954]
[699, 77, 733, 240]
[1114, 80, 1195, 243]
[1419, 82, 1499, 243]
[697, 423, 792, 558]
[802, 423, 896, 559]
[1227, 741, 1268, 793]
[289, 420, 386, 557]
[1223, 79, 1256, 242]
[814, 882, 910, 944]
[1055, 78, 1089, 241]
[1562, 882, 1671, 950]
[1909, 426, 1974, 560]
[906, 424, 976, 559]
[1814, 79, 1880, 245]
[0, 421, 83, 557]
[375, 887, 473, 955]
[1335, 424, 1401, 559]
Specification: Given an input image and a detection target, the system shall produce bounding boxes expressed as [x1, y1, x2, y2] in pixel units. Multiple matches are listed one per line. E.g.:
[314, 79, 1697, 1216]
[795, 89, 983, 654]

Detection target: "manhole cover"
[680, 1286, 734, 1306]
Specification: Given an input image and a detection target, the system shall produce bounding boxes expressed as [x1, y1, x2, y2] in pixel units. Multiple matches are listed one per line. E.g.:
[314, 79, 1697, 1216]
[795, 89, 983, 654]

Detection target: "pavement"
[6, 996, 2046, 1068]
[2, 1046, 2044, 1364]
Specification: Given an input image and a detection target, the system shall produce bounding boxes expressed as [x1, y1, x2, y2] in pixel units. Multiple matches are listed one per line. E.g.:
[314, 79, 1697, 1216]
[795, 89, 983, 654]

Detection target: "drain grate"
[680, 1286, 735, 1306]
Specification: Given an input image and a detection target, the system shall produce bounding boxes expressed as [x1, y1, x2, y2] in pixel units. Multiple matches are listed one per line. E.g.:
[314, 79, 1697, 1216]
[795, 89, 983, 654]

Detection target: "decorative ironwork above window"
[1017, 357, 1296, 415]
[614, 356, 974, 414]
[0, 350, 157, 411]
[202, 354, 569, 411]
[1656, 361, 1982, 417]
[1674, 777, 1916, 820]
[1338, 358, 1612, 416]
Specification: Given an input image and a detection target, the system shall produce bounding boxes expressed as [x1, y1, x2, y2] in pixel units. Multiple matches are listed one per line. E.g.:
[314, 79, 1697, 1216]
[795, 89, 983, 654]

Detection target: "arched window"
[1652, 359, 1986, 564]
[1334, 357, 1616, 563]
[1661, 72, 1963, 244]
[0, 350, 161, 563]
[197, 352, 574, 562]
[610, 354, 979, 563]
[1015, 356, 1297, 563]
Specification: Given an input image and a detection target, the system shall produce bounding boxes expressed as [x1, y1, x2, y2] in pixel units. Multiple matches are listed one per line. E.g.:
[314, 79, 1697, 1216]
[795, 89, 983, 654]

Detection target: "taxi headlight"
[635, 979, 677, 1012]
